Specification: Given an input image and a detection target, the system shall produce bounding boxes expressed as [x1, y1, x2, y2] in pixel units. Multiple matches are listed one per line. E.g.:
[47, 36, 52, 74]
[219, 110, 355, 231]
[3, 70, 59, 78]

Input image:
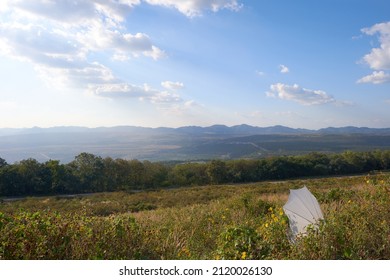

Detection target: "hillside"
[2, 125, 390, 163]
[1, 173, 389, 259]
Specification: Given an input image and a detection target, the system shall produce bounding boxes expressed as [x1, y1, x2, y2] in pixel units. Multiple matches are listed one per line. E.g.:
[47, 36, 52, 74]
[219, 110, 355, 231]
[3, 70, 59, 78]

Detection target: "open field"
[0, 173, 389, 260]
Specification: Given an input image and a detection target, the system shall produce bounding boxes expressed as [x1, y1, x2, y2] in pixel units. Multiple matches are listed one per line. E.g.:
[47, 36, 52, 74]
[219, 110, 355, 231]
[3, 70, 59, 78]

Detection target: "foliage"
[216, 226, 265, 260]
[2, 150, 390, 197]
[0, 211, 142, 259]
[289, 180, 389, 259]
[0, 173, 389, 260]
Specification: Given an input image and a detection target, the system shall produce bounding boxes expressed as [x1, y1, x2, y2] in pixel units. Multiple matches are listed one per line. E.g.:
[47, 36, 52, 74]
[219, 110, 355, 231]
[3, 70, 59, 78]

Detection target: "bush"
[215, 226, 269, 260]
[290, 183, 390, 259]
[0, 211, 143, 259]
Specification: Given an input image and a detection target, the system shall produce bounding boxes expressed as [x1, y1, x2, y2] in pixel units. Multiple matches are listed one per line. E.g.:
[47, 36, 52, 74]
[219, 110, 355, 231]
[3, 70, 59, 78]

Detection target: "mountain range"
[2, 124, 390, 137]
[1, 124, 390, 163]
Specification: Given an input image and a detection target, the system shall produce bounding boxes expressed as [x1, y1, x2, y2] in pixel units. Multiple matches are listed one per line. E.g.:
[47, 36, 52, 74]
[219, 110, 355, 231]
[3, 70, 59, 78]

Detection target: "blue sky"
[0, 0, 390, 129]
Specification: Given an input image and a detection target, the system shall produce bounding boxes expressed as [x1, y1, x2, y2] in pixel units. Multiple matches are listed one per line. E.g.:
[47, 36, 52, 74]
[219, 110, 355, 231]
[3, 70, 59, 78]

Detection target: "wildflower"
[268, 207, 273, 212]
[181, 248, 191, 257]
[265, 223, 268, 228]
[241, 251, 247, 260]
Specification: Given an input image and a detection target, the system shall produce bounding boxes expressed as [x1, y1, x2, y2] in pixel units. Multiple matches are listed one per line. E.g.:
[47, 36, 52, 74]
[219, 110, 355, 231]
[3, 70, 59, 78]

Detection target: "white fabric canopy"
[283, 186, 324, 241]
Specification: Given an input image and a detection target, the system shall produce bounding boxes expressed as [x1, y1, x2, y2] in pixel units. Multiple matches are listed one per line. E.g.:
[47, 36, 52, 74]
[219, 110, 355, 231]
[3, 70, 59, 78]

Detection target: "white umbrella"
[283, 186, 324, 242]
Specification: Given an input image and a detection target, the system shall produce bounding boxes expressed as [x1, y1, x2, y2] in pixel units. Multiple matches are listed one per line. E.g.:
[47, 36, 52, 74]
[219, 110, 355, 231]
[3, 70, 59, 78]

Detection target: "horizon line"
[1, 124, 390, 131]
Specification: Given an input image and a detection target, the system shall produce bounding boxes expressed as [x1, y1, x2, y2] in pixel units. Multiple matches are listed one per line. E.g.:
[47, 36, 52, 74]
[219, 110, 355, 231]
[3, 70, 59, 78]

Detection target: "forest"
[1, 150, 390, 197]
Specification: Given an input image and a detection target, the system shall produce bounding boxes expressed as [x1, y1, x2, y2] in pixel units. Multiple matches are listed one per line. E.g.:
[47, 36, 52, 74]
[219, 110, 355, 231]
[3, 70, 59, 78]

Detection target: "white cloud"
[143, 45, 166, 60]
[267, 83, 335, 105]
[279, 64, 289, 73]
[91, 83, 153, 98]
[361, 21, 390, 70]
[0, 0, 164, 91]
[357, 71, 390, 84]
[161, 81, 184, 90]
[9, 0, 140, 26]
[161, 99, 205, 117]
[144, 0, 242, 17]
[0, 0, 240, 113]
[90, 82, 184, 108]
[148, 91, 182, 104]
[255, 70, 265, 76]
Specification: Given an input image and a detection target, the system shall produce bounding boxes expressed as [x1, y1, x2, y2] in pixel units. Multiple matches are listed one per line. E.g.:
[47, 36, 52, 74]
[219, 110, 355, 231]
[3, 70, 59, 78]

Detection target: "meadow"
[0, 173, 389, 260]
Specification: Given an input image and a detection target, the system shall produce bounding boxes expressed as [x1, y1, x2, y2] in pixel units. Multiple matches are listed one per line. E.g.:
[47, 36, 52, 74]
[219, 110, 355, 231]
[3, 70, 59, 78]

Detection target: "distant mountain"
[175, 124, 313, 135]
[2, 124, 390, 137]
[1, 124, 390, 163]
[317, 126, 390, 134]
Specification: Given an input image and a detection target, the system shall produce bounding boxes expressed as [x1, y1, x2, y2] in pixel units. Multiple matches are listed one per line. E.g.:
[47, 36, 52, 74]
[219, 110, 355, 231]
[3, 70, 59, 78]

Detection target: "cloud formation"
[0, 0, 242, 111]
[0, 1, 164, 92]
[279, 64, 289, 73]
[267, 83, 335, 105]
[91, 82, 182, 105]
[255, 70, 265, 76]
[359, 21, 390, 84]
[161, 81, 185, 90]
[144, 0, 241, 17]
[361, 22, 390, 70]
[357, 71, 390, 84]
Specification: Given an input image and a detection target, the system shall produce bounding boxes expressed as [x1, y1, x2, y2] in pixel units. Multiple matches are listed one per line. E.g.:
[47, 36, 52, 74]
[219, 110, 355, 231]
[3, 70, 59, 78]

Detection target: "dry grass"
[0, 173, 389, 259]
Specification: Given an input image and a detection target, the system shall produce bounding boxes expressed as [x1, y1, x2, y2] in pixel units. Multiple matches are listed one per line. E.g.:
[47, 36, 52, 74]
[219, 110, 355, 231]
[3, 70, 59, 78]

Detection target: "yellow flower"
[241, 251, 247, 260]
[265, 223, 268, 228]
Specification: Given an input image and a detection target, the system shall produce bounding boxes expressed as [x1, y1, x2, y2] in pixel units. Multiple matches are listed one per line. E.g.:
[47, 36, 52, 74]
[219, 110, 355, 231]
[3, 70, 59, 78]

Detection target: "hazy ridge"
[1, 124, 390, 163]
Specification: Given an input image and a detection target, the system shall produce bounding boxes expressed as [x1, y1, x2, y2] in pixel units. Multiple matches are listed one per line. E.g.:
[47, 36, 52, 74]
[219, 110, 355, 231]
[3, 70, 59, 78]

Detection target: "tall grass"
[0, 173, 389, 259]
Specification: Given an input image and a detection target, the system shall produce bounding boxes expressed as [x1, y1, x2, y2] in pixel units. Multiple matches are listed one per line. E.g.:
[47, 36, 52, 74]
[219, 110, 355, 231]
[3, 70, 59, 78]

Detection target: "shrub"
[215, 226, 269, 260]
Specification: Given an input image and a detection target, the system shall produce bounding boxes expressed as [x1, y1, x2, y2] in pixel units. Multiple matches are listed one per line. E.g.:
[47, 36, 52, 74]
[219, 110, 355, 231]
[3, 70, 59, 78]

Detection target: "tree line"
[1, 150, 390, 196]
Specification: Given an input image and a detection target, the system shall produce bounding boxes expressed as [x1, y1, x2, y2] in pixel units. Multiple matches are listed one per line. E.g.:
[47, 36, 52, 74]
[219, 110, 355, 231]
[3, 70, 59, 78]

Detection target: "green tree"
[0, 157, 7, 168]
[170, 163, 209, 186]
[0, 165, 21, 196]
[69, 153, 105, 192]
[17, 158, 51, 195]
[207, 160, 228, 184]
[227, 159, 260, 183]
[126, 159, 145, 188]
[45, 160, 73, 194]
[142, 161, 169, 188]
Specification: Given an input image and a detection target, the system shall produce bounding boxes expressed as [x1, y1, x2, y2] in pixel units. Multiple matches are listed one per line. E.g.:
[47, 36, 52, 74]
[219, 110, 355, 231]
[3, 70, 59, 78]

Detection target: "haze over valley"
[2, 124, 390, 163]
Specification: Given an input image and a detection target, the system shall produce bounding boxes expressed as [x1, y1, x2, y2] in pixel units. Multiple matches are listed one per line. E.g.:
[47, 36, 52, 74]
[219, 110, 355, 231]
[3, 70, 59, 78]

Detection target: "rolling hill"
[1, 124, 390, 163]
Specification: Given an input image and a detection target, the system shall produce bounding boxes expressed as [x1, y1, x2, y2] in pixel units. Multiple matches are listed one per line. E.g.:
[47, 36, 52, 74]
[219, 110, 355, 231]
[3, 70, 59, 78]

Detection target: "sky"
[0, 0, 390, 129]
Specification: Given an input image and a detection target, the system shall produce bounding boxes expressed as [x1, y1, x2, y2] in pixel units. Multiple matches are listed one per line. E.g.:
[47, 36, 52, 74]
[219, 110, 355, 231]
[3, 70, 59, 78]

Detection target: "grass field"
[0, 173, 389, 260]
